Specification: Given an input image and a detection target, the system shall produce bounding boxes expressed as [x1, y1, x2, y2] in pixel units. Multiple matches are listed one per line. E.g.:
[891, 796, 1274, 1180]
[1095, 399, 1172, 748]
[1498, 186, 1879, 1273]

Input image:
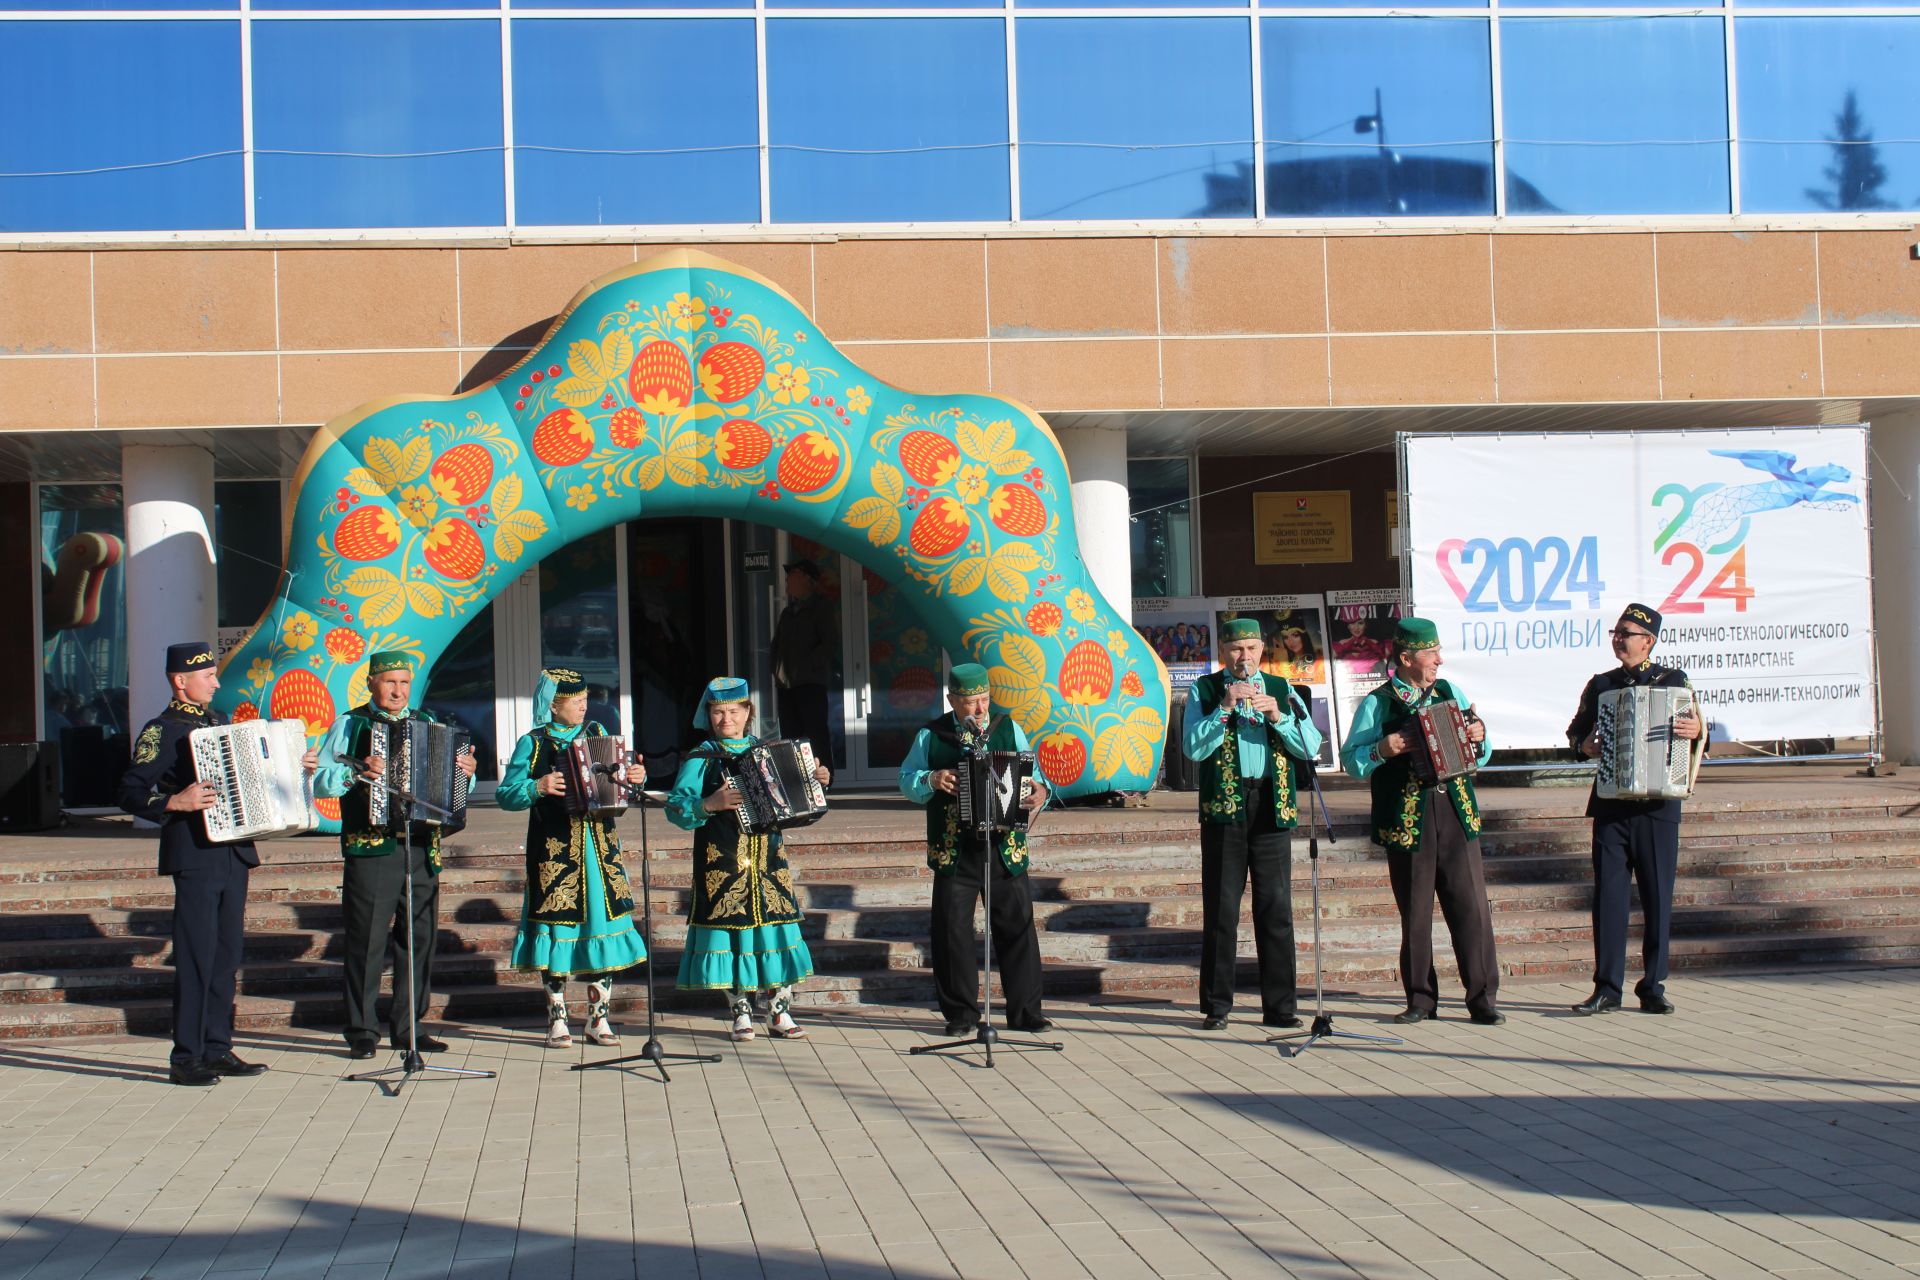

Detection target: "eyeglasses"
[1609, 628, 1653, 640]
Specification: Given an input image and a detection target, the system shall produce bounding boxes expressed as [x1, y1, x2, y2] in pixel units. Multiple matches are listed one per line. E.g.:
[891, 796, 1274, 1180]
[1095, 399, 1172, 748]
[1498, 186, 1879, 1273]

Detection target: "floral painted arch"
[217, 249, 1170, 817]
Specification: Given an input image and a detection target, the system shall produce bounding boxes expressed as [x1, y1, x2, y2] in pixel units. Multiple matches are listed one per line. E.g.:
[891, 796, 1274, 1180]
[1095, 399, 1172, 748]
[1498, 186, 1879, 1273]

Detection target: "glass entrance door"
[840, 562, 944, 787]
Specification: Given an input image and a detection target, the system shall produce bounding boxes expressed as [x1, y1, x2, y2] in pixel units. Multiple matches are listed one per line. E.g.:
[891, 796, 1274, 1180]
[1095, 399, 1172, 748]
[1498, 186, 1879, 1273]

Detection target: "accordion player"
[191, 718, 321, 843]
[725, 738, 830, 834]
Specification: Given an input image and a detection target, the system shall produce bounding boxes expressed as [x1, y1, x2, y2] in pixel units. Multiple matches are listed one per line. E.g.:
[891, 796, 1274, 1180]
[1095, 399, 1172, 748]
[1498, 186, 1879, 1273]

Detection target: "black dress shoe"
[1010, 1017, 1055, 1034]
[1264, 1015, 1302, 1030]
[1469, 1009, 1507, 1026]
[1571, 992, 1622, 1016]
[943, 1018, 979, 1037]
[1639, 993, 1677, 1015]
[168, 1061, 219, 1087]
[205, 1051, 267, 1077]
[1200, 1015, 1229, 1031]
[393, 1033, 448, 1053]
[1390, 1008, 1430, 1025]
[347, 1038, 378, 1060]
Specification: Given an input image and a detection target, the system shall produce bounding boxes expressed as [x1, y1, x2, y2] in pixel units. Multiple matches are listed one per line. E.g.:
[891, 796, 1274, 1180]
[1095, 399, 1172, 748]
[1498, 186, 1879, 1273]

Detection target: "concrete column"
[1871, 409, 1920, 763]
[123, 445, 217, 723]
[1058, 425, 1133, 625]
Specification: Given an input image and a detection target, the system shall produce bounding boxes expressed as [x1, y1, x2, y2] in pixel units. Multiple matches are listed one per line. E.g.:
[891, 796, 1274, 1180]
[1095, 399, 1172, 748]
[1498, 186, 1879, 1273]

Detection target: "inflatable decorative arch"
[216, 250, 1170, 811]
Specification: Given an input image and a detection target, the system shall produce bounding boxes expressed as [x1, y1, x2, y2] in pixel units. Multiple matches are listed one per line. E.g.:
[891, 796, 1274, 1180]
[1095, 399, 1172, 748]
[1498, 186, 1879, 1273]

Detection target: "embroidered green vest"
[1187, 670, 1301, 828]
[1365, 678, 1482, 851]
[521, 723, 634, 926]
[685, 740, 804, 930]
[339, 704, 445, 872]
[922, 714, 1029, 877]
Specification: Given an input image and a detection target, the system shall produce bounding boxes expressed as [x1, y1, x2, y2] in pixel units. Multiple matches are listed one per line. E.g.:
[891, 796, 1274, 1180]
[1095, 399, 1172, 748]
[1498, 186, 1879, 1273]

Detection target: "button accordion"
[725, 739, 828, 835]
[366, 718, 470, 833]
[957, 749, 1037, 835]
[560, 733, 633, 818]
[1595, 685, 1706, 800]
[1407, 700, 1480, 785]
[190, 719, 319, 843]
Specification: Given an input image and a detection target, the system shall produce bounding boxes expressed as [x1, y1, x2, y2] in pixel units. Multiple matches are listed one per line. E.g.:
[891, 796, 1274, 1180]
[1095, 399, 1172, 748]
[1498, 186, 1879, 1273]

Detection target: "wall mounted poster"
[1326, 588, 1406, 754]
[1252, 490, 1353, 565]
[1404, 427, 1876, 749]
[1132, 595, 1217, 691]
[1214, 594, 1334, 764]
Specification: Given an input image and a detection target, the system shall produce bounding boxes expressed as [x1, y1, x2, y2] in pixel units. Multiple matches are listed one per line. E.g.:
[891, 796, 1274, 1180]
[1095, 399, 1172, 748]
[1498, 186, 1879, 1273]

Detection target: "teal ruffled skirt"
[676, 922, 813, 992]
[512, 827, 649, 977]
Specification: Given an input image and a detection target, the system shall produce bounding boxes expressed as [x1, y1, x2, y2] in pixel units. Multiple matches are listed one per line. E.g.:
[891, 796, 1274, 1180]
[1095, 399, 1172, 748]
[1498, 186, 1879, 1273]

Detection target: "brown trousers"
[1384, 791, 1500, 1016]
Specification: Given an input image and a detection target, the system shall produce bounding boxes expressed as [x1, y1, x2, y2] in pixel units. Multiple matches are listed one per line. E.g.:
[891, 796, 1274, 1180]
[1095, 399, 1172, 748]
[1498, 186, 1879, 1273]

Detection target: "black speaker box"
[0, 741, 61, 832]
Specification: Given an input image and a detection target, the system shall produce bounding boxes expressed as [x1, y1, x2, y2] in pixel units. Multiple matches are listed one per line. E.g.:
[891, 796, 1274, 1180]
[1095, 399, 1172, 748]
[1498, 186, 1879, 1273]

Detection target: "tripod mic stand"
[912, 716, 1062, 1068]
[575, 786, 721, 1083]
[1268, 761, 1401, 1058]
[347, 765, 496, 1094]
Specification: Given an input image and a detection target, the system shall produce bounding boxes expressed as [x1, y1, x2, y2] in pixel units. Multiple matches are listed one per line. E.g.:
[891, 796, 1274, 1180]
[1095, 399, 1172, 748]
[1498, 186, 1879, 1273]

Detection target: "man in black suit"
[1565, 603, 1705, 1016]
[118, 642, 315, 1085]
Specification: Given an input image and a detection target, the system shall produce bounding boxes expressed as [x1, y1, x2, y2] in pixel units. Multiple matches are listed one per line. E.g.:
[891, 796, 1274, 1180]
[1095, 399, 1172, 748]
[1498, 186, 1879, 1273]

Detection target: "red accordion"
[1408, 700, 1480, 785]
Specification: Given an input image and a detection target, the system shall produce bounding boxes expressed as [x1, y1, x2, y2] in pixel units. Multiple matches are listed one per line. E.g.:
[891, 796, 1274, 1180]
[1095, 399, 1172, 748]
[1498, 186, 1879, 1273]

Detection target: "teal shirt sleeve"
[898, 727, 935, 805]
[1276, 688, 1322, 761]
[1183, 686, 1225, 762]
[666, 754, 712, 831]
[1341, 691, 1389, 780]
[496, 732, 539, 812]
[312, 713, 359, 799]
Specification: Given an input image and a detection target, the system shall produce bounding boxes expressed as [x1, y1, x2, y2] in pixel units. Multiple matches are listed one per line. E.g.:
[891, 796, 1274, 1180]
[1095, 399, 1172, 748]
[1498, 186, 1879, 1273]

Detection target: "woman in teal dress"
[667, 676, 828, 1041]
[501, 668, 650, 1048]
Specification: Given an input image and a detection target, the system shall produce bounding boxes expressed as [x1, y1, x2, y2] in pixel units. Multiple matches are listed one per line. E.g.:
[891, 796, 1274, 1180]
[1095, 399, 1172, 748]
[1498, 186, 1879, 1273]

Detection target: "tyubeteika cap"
[947, 663, 990, 696]
[1393, 618, 1441, 651]
[165, 643, 215, 674]
[693, 676, 752, 729]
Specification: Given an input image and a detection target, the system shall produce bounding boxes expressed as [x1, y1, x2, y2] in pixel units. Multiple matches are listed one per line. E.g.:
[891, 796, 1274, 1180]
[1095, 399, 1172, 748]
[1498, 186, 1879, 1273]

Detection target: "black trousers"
[341, 844, 438, 1043]
[169, 853, 250, 1067]
[1591, 814, 1680, 1000]
[1385, 793, 1500, 1016]
[1197, 786, 1296, 1021]
[929, 842, 1044, 1026]
[777, 683, 833, 768]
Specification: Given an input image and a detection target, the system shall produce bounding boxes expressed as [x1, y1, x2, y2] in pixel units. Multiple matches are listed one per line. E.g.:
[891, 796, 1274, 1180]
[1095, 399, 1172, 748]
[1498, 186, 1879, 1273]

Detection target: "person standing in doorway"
[770, 559, 836, 766]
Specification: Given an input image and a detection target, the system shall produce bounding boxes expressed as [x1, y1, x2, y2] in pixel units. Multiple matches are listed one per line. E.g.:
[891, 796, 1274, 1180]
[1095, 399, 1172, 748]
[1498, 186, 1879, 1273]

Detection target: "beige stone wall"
[3, 230, 1918, 432]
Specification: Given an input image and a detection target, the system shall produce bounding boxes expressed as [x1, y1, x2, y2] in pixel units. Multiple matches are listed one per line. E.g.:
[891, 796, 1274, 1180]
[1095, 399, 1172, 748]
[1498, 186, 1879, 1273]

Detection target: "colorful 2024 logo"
[1436, 485, 1753, 616]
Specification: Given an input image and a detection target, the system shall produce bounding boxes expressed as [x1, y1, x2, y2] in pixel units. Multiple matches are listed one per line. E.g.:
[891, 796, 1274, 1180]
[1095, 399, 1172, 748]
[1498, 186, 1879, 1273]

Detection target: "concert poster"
[1214, 594, 1334, 766]
[1326, 588, 1406, 754]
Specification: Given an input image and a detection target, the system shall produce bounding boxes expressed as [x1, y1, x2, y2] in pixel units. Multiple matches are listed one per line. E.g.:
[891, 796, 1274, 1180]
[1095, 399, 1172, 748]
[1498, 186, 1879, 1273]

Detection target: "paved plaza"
[1, 967, 1917, 1280]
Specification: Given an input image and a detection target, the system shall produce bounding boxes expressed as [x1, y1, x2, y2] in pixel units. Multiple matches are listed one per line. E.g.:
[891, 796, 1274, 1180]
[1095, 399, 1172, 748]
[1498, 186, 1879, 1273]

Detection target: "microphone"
[1232, 658, 1261, 723]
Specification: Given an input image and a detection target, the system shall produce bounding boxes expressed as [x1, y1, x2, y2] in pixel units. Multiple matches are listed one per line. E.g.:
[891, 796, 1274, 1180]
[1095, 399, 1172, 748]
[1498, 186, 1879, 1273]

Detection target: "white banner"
[1404, 427, 1876, 750]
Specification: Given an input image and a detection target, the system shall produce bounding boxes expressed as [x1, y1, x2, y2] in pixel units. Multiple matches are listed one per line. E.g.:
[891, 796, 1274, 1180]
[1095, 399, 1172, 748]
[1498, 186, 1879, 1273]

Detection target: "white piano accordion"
[1595, 685, 1707, 801]
[366, 718, 471, 832]
[957, 750, 1037, 835]
[726, 739, 828, 835]
[190, 719, 319, 843]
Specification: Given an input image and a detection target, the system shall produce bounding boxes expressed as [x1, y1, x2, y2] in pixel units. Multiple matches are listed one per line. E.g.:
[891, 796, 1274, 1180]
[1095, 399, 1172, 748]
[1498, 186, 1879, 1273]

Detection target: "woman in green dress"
[502, 668, 649, 1048]
[667, 676, 827, 1041]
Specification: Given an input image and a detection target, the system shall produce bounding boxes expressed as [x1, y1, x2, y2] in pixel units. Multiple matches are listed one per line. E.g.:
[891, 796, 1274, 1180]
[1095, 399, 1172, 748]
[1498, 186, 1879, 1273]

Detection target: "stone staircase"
[3, 780, 1919, 1039]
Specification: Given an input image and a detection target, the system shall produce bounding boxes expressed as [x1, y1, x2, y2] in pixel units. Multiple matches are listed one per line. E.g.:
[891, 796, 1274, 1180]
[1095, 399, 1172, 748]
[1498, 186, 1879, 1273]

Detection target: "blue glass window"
[514, 20, 758, 226]
[1501, 18, 1729, 215]
[4, 0, 231, 8]
[1738, 18, 1920, 213]
[252, 20, 504, 229]
[1261, 18, 1494, 217]
[0, 21, 242, 232]
[254, 0, 487, 9]
[767, 19, 1009, 223]
[1017, 18, 1254, 220]
[521, 0, 745, 8]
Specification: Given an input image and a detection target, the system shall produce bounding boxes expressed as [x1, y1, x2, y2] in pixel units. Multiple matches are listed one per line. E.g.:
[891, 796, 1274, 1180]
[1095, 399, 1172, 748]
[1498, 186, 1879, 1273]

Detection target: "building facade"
[6, 1, 1920, 804]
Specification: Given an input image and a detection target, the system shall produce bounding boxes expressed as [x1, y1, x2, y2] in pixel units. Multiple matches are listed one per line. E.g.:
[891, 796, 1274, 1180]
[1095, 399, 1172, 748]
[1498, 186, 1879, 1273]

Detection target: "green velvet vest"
[521, 722, 634, 926]
[338, 704, 444, 872]
[922, 715, 1029, 877]
[1365, 678, 1482, 851]
[1186, 670, 1301, 828]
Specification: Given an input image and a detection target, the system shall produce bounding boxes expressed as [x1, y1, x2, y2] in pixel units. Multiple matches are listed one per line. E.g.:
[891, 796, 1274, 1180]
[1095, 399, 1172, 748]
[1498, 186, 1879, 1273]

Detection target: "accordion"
[1595, 685, 1706, 801]
[366, 718, 470, 833]
[190, 719, 319, 843]
[957, 750, 1037, 836]
[725, 739, 828, 835]
[560, 733, 632, 818]
[1408, 700, 1480, 786]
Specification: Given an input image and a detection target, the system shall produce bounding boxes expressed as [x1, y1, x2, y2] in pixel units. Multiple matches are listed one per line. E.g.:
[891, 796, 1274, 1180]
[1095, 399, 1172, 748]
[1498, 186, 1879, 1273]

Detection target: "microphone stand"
[1268, 759, 1402, 1058]
[575, 778, 721, 1083]
[347, 762, 496, 1094]
[912, 714, 1063, 1068]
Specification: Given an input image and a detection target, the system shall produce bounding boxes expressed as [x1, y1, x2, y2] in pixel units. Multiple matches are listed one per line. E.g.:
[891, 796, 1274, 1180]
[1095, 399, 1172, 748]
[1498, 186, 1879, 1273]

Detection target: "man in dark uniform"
[1339, 618, 1504, 1026]
[770, 559, 837, 766]
[1565, 603, 1705, 1016]
[898, 664, 1052, 1037]
[314, 650, 477, 1059]
[117, 642, 315, 1086]
[1182, 616, 1322, 1032]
